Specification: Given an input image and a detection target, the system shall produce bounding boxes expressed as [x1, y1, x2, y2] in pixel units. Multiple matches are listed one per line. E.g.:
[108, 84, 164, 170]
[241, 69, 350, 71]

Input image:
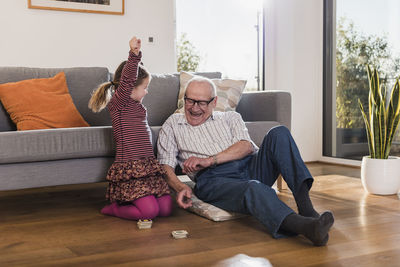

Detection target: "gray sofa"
[0, 66, 291, 191]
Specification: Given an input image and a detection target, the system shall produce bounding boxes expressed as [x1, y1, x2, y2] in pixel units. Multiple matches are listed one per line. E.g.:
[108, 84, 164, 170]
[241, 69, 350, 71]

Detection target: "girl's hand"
[129, 36, 141, 56]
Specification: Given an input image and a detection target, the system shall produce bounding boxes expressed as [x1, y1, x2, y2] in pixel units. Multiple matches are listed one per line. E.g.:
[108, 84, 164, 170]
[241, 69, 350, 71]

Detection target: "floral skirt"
[105, 157, 170, 203]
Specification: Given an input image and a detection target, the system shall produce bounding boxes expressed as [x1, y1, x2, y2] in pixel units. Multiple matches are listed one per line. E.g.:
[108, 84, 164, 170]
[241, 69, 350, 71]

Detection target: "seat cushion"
[0, 126, 114, 164]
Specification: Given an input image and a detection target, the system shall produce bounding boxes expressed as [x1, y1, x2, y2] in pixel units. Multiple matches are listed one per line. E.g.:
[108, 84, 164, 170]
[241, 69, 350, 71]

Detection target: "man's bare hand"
[176, 186, 193, 209]
[182, 156, 213, 174]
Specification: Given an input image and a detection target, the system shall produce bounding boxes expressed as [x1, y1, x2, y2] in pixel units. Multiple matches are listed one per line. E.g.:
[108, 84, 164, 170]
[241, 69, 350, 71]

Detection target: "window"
[175, 0, 264, 91]
[323, 0, 400, 160]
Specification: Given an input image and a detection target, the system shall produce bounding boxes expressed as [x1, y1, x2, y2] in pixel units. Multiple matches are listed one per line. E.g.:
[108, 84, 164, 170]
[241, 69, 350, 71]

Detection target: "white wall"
[0, 0, 176, 74]
[1, 0, 323, 161]
[265, 0, 323, 162]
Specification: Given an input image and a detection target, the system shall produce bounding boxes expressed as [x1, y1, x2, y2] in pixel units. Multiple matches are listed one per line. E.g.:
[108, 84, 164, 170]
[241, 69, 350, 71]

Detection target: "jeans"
[194, 126, 313, 238]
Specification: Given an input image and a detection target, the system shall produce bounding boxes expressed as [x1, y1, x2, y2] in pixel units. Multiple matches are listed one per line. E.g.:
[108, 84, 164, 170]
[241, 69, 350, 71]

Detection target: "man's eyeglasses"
[184, 96, 215, 108]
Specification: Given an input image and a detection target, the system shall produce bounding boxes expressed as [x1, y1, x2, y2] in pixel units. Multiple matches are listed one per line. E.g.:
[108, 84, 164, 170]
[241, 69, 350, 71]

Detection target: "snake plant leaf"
[373, 69, 380, 105]
[367, 66, 374, 116]
[385, 114, 400, 159]
[382, 84, 387, 108]
[378, 91, 386, 158]
[368, 66, 380, 106]
[391, 79, 400, 115]
[385, 79, 400, 158]
[372, 104, 382, 158]
[386, 113, 400, 158]
[359, 99, 374, 157]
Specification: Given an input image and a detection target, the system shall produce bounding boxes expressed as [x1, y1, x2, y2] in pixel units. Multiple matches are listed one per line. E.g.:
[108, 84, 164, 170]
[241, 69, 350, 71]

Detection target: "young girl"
[89, 36, 172, 220]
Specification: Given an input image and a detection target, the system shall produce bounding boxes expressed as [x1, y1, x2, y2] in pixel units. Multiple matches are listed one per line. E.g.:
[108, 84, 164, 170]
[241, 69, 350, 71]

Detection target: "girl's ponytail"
[88, 81, 114, 113]
[88, 60, 127, 113]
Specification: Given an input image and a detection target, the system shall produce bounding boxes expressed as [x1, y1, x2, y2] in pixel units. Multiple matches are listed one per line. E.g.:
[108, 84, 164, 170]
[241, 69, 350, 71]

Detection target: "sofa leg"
[276, 175, 287, 191]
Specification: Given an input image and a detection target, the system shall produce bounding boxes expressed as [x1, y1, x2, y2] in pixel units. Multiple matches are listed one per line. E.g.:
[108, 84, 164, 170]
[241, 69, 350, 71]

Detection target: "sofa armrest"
[236, 91, 291, 130]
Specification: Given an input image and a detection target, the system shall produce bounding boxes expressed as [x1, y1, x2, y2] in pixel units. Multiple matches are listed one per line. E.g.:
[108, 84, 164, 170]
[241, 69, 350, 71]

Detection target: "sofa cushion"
[0, 66, 111, 131]
[0, 126, 114, 164]
[144, 72, 222, 126]
[0, 72, 89, 131]
[176, 71, 247, 114]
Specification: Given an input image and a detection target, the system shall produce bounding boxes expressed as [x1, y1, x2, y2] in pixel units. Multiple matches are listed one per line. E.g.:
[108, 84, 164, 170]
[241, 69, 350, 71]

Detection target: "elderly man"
[157, 77, 334, 246]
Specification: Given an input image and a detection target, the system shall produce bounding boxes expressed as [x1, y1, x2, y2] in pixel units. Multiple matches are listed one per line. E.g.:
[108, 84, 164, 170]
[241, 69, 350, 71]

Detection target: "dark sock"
[295, 181, 320, 218]
[280, 211, 334, 246]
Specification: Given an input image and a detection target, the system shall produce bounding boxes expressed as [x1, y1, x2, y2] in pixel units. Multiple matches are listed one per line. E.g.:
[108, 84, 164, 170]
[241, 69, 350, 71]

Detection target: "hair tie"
[110, 81, 115, 86]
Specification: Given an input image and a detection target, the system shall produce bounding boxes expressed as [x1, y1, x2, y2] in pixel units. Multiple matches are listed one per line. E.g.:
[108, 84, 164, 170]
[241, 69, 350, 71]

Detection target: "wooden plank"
[1, 163, 400, 266]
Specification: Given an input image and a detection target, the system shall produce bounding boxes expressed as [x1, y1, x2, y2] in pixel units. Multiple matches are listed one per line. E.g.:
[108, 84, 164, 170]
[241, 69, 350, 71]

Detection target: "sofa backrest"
[0, 67, 221, 131]
[0, 67, 111, 131]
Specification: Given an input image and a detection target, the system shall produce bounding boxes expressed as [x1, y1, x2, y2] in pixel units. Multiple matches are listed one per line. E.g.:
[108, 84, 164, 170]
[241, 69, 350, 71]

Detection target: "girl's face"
[130, 76, 150, 102]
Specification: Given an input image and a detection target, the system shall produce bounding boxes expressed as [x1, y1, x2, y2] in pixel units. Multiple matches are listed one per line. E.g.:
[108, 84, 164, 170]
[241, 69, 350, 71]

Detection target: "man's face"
[184, 81, 217, 126]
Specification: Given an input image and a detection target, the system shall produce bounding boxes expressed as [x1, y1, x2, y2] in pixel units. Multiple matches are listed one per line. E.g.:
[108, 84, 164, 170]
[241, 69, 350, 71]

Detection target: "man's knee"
[262, 125, 290, 144]
[245, 180, 275, 195]
[268, 125, 289, 137]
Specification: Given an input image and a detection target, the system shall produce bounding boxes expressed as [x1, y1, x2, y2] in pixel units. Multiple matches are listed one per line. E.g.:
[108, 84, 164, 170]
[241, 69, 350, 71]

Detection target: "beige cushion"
[176, 71, 247, 113]
[178, 175, 246, 221]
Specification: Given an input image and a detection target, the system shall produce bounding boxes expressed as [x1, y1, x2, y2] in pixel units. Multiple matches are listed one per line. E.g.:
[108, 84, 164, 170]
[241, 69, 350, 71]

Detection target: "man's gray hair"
[184, 76, 217, 97]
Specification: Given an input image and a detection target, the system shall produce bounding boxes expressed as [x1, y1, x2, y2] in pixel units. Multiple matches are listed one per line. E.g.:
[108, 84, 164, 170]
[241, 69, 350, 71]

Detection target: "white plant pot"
[361, 156, 400, 195]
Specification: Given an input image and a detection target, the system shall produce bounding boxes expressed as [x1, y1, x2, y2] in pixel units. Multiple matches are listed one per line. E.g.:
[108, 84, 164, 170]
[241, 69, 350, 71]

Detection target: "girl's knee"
[134, 195, 159, 219]
[140, 203, 159, 219]
[157, 194, 173, 217]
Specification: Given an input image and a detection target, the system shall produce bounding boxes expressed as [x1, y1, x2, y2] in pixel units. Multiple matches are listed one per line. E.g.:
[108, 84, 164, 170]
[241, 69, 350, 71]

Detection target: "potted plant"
[358, 65, 400, 195]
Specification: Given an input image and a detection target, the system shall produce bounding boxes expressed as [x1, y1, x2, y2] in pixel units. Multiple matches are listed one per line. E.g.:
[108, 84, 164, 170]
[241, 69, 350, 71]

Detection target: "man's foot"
[304, 211, 334, 246]
[299, 209, 320, 218]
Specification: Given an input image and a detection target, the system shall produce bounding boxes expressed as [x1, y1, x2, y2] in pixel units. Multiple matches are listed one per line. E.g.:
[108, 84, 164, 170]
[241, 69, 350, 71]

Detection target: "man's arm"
[183, 111, 255, 174]
[215, 140, 253, 164]
[163, 164, 193, 209]
[182, 140, 253, 173]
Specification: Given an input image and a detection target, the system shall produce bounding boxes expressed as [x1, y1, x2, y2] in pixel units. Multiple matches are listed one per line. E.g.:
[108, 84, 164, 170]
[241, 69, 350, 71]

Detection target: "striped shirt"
[157, 111, 258, 177]
[108, 51, 154, 162]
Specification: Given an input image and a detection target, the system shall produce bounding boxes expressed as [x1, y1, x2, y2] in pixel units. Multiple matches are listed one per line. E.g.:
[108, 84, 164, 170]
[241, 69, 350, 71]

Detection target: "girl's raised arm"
[112, 37, 142, 109]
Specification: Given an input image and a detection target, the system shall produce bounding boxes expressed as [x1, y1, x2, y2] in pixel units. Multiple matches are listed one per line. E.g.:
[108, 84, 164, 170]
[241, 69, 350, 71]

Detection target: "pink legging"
[101, 194, 172, 220]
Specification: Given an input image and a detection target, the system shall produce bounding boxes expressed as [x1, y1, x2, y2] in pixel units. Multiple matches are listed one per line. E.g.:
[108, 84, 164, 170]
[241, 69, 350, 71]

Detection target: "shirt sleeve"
[112, 51, 142, 110]
[157, 116, 179, 168]
[226, 111, 258, 151]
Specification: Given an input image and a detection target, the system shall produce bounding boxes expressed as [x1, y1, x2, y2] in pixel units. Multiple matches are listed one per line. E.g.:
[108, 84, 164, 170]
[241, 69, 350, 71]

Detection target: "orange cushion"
[0, 72, 89, 130]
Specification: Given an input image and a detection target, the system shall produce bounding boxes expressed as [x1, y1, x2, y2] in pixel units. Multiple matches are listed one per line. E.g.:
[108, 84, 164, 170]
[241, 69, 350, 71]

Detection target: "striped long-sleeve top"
[108, 51, 154, 162]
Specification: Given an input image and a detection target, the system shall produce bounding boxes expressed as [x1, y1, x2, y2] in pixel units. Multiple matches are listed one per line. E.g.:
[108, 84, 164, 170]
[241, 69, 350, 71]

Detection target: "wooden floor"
[1, 162, 400, 267]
